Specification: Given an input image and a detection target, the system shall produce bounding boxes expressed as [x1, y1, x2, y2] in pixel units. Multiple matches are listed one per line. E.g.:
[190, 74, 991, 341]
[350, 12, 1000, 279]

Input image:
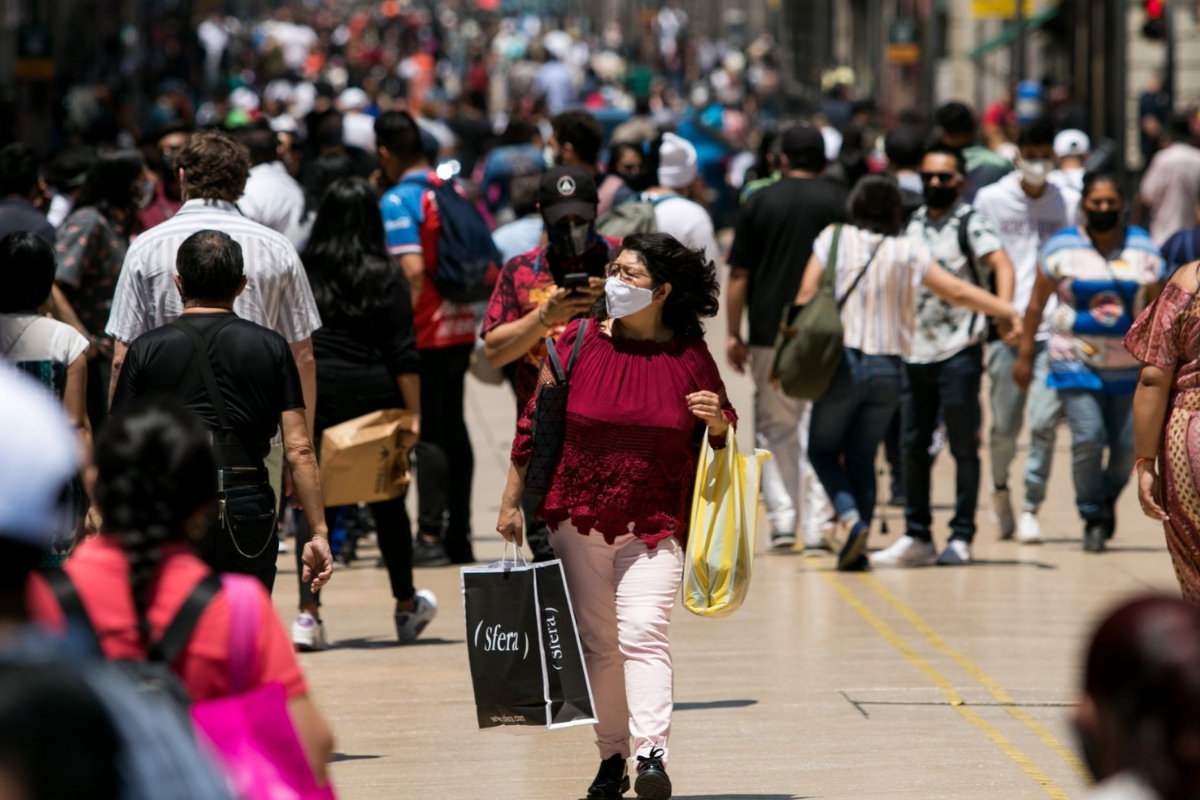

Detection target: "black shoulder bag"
[525, 319, 588, 503]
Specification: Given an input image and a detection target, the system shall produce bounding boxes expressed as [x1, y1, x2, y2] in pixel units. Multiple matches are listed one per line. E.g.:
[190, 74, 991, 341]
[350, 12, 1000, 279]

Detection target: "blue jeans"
[1058, 389, 1135, 520]
[987, 341, 1061, 510]
[809, 349, 904, 525]
[902, 345, 983, 543]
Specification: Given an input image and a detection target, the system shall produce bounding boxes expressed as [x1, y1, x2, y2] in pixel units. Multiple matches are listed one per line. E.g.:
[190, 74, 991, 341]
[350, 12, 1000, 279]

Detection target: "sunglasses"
[920, 172, 960, 184]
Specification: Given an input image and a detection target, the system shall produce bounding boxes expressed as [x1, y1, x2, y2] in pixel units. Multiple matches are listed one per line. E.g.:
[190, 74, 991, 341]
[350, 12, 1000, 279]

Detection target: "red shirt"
[481, 237, 621, 411]
[27, 536, 307, 703]
[512, 320, 737, 548]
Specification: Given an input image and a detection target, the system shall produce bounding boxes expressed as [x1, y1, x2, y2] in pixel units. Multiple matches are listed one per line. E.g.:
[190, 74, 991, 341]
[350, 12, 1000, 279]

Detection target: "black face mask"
[1087, 209, 1121, 233]
[923, 185, 959, 210]
[549, 220, 595, 258]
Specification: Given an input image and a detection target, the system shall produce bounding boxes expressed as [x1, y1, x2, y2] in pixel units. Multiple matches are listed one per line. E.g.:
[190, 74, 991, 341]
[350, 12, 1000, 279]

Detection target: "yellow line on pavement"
[822, 573, 1070, 800]
[858, 574, 1089, 780]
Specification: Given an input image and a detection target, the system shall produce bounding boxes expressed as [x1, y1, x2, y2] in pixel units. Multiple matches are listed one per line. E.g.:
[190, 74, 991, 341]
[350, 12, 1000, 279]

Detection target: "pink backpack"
[191, 574, 336, 800]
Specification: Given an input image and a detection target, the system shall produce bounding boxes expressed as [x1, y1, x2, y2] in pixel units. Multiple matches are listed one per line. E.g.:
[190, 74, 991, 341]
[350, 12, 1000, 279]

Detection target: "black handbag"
[524, 319, 588, 502]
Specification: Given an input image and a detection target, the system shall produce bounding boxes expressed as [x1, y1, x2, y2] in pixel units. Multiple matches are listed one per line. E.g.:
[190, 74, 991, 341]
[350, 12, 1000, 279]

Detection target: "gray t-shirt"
[905, 202, 1002, 364]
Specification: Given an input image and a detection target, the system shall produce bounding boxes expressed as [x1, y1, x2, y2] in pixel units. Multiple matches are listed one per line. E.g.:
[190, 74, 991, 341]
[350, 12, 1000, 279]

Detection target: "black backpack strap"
[43, 568, 102, 655]
[957, 209, 981, 286]
[169, 316, 238, 431]
[149, 574, 223, 665]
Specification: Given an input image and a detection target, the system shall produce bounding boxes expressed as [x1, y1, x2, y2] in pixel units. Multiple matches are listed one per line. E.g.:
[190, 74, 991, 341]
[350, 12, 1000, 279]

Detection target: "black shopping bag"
[462, 557, 596, 730]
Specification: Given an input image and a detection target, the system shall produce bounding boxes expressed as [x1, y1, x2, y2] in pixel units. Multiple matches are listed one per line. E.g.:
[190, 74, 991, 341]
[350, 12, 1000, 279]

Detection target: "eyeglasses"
[607, 262, 651, 281]
[920, 171, 960, 184]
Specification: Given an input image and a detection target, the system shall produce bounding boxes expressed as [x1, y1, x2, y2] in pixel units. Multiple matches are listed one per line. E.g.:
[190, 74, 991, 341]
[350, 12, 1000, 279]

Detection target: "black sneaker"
[1083, 520, 1107, 553]
[412, 538, 450, 567]
[634, 748, 671, 800]
[587, 754, 629, 799]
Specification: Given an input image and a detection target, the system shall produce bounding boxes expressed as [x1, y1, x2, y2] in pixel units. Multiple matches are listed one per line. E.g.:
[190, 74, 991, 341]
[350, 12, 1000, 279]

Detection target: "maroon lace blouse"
[512, 319, 737, 548]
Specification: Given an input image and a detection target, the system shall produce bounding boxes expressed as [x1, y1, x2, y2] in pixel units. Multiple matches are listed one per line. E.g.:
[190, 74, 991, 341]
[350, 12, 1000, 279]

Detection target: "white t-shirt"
[643, 191, 721, 268]
[1, 314, 89, 395]
[239, 161, 308, 249]
[812, 224, 933, 358]
[974, 172, 1079, 332]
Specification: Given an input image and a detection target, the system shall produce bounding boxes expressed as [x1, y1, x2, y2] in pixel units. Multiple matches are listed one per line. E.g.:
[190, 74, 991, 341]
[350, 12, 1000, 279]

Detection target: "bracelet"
[1133, 456, 1157, 474]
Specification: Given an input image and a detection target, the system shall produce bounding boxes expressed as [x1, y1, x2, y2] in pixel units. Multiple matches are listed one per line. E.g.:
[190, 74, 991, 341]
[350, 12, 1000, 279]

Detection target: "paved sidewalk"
[274, 323, 1177, 800]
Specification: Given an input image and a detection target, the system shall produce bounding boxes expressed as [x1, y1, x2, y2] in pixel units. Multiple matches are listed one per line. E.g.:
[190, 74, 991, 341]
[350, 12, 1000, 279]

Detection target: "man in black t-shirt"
[111, 230, 332, 593]
[727, 125, 846, 553]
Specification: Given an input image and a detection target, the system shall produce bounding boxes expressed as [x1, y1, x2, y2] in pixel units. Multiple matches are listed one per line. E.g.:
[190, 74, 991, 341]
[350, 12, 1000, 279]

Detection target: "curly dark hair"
[175, 129, 250, 202]
[552, 110, 603, 166]
[602, 232, 719, 339]
[94, 400, 217, 646]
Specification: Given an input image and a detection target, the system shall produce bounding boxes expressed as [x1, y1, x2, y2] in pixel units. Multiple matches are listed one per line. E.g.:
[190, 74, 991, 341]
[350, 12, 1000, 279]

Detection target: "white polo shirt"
[238, 161, 309, 248]
[106, 198, 322, 344]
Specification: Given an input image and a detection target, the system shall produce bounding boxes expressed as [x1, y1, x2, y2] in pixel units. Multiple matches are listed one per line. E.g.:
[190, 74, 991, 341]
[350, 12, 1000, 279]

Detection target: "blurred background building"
[0, 0, 1192, 173]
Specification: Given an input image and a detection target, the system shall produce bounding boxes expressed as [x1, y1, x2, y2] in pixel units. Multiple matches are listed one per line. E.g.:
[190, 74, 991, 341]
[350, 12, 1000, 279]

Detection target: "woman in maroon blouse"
[498, 233, 735, 800]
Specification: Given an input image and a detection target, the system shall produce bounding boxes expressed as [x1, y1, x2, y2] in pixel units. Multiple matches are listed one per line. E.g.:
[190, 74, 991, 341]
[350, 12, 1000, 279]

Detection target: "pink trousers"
[551, 523, 684, 764]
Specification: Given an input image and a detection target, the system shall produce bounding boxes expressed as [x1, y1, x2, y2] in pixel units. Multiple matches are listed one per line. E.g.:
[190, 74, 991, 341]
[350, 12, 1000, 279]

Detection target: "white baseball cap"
[338, 87, 370, 112]
[1054, 129, 1090, 159]
[0, 365, 79, 546]
[228, 87, 260, 112]
[657, 132, 698, 189]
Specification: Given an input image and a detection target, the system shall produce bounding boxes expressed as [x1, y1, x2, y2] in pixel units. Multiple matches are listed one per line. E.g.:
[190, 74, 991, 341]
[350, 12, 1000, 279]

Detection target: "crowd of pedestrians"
[8, 5, 1200, 798]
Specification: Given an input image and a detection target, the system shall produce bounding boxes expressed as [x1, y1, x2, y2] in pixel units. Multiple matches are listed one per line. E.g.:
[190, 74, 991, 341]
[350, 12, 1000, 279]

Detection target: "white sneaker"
[871, 535, 937, 567]
[990, 489, 1015, 539]
[1017, 511, 1044, 544]
[395, 589, 438, 643]
[291, 612, 327, 652]
[936, 539, 972, 566]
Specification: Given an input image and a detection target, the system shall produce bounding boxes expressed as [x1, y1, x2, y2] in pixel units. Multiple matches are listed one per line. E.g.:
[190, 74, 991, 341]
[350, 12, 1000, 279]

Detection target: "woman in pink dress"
[497, 233, 735, 800]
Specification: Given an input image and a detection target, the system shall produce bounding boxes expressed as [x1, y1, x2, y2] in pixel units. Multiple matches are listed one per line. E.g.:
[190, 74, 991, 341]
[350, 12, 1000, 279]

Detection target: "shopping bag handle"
[503, 540, 529, 567]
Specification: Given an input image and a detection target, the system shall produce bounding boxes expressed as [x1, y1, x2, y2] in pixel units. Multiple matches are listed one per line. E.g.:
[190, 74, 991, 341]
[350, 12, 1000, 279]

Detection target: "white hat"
[1054, 129, 1090, 159]
[263, 79, 295, 105]
[338, 87, 370, 112]
[269, 114, 298, 134]
[0, 365, 79, 546]
[658, 132, 698, 189]
[228, 86, 260, 112]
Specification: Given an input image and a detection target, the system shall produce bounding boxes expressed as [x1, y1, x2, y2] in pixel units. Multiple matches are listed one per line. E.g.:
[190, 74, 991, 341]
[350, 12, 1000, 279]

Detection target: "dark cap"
[780, 125, 827, 165]
[539, 165, 598, 225]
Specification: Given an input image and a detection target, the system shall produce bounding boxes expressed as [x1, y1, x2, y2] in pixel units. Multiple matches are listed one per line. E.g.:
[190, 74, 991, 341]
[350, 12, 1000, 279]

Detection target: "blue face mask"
[549, 220, 596, 257]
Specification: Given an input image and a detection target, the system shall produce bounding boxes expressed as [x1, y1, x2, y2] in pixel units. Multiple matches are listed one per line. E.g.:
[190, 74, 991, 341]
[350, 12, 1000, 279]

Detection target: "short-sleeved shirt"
[27, 536, 307, 704]
[105, 199, 322, 345]
[1139, 142, 1200, 247]
[110, 313, 305, 467]
[728, 176, 848, 347]
[1041, 226, 1165, 394]
[381, 170, 476, 351]
[905, 202, 1003, 364]
[481, 237, 620, 411]
[811, 224, 933, 358]
[238, 161, 308, 248]
[642, 192, 721, 268]
[1, 314, 89, 398]
[55, 206, 128, 355]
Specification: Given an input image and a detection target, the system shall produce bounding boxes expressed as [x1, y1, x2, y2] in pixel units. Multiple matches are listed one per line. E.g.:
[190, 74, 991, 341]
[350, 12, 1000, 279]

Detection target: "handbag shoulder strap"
[221, 573, 262, 695]
[543, 318, 589, 385]
[820, 224, 842, 292]
[836, 231, 884, 310]
[169, 316, 238, 432]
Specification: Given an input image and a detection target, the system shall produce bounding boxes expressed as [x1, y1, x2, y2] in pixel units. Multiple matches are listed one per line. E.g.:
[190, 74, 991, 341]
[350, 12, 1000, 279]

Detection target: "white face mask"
[1018, 158, 1051, 188]
[605, 276, 655, 319]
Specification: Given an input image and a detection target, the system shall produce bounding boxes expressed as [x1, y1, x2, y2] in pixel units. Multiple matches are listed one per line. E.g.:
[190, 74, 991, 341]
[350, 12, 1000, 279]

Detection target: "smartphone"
[562, 272, 591, 295]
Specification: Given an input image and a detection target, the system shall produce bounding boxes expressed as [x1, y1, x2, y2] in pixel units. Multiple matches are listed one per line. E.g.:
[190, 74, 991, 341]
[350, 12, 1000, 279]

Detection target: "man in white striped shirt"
[106, 130, 321, 422]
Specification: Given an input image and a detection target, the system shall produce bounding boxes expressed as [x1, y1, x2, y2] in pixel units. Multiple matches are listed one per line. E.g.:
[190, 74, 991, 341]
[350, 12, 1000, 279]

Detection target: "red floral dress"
[512, 319, 737, 548]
